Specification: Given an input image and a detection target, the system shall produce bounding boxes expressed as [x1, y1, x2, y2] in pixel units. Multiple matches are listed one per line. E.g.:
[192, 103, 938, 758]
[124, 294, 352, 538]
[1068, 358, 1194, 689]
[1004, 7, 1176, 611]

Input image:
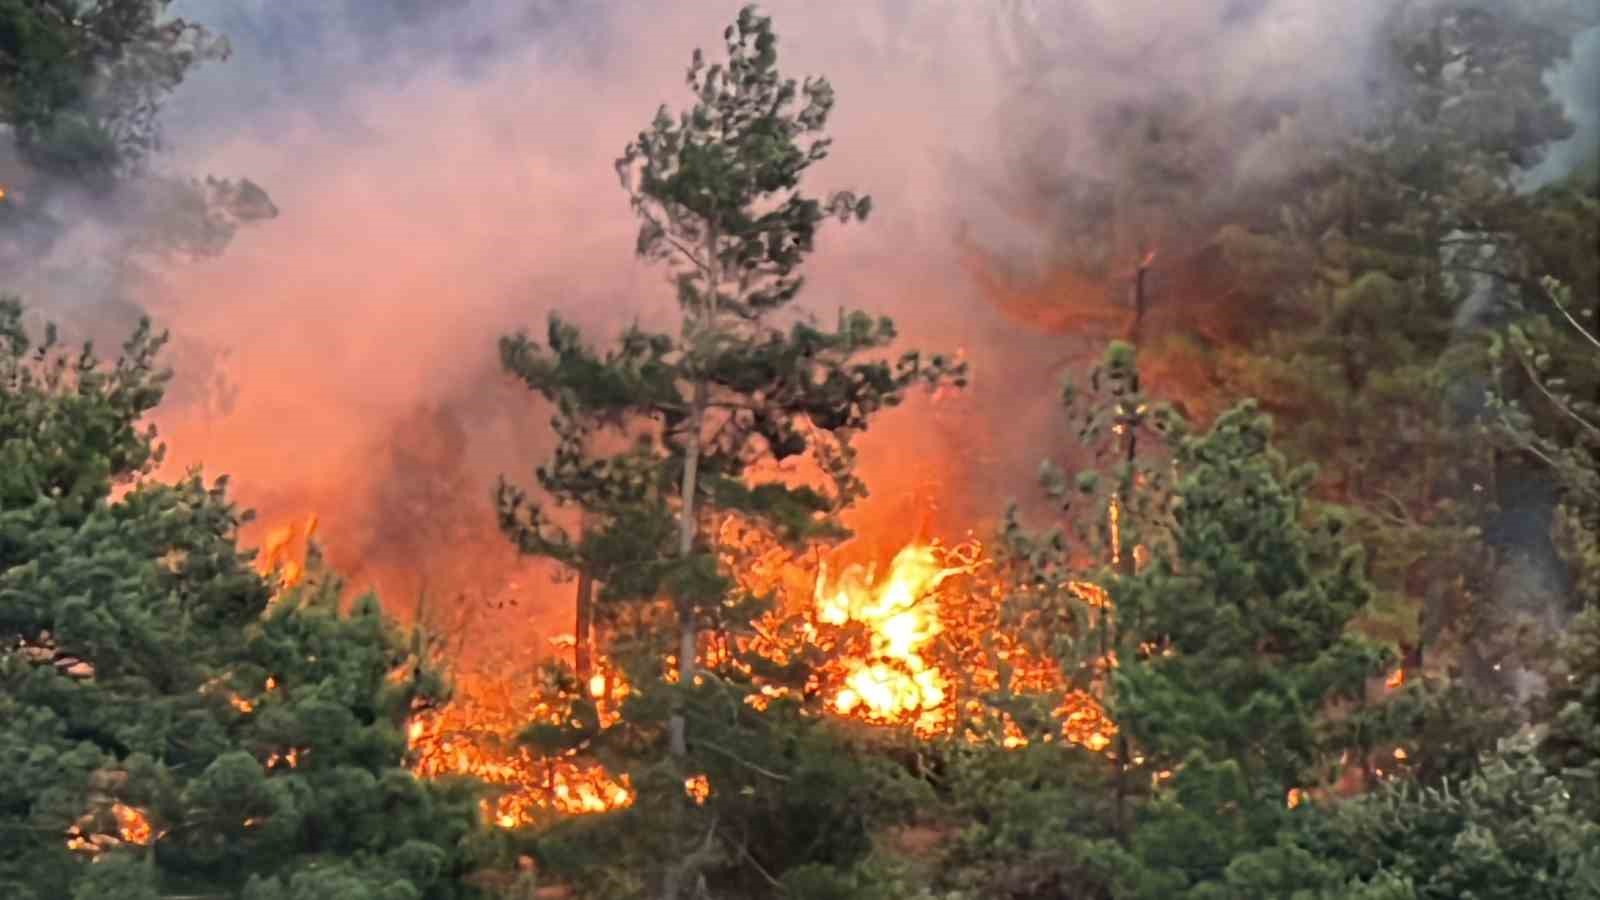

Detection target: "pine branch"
[695, 738, 792, 783]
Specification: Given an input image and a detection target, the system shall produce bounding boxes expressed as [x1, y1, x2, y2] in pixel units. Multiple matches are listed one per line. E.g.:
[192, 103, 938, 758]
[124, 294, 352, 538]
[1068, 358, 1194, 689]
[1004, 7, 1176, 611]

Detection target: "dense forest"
[2, 2, 1599, 898]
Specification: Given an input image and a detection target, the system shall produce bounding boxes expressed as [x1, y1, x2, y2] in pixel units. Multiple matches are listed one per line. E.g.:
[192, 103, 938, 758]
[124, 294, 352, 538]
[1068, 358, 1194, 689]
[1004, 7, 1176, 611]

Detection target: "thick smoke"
[13, 1, 1587, 657]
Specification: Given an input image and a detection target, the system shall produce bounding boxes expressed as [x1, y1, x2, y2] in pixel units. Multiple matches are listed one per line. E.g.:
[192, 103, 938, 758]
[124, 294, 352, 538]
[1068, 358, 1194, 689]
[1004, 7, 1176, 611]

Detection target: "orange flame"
[799, 538, 1116, 752]
[684, 774, 711, 806]
[378, 522, 1117, 825]
[405, 637, 637, 826]
[111, 803, 153, 845]
[815, 544, 963, 732]
[257, 514, 318, 589]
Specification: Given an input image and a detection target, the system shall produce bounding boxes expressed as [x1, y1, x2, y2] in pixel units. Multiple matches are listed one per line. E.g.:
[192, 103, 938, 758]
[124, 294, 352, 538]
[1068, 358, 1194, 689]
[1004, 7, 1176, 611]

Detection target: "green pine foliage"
[1484, 261, 1600, 608]
[0, 0, 228, 176]
[0, 299, 489, 899]
[980, 344, 1389, 898]
[1222, 733, 1600, 900]
[1541, 606, 1600, 816]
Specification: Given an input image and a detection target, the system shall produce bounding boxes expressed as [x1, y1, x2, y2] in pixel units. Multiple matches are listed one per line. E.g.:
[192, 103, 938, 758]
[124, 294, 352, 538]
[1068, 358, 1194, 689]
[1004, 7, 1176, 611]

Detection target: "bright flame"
[66, 802, 160, 856]
[257, 515, 318, 589]
[684, 774, 711, 806]
[266, 748, 303, 770]
[405, 637, 636, 826]
[815, 544, 960, 732]
[802, 539, 1115, 751]
[383, 525, 1118, 824]
[111, 803, 153, 845]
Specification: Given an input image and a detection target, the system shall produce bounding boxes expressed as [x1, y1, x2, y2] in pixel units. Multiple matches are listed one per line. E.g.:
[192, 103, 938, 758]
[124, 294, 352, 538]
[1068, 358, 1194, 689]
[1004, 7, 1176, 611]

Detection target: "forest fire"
[251, 511, 1113, 828]
[385, 531, 1118, 828]
[65, 802, 158, 856]
[801, 537, 1113, 751]
[111, 804, 153, 845]
[405, 647, 637, 823]
[407, 702, 635, 823]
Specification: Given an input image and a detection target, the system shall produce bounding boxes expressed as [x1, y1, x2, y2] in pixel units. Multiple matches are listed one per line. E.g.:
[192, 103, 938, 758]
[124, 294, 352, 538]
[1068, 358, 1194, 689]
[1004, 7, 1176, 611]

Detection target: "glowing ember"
[408, 696, 634, 824]
[1055, 691, 1115, 752]
[266, 748, 303, 770]
[1385, 667, 1405, 690]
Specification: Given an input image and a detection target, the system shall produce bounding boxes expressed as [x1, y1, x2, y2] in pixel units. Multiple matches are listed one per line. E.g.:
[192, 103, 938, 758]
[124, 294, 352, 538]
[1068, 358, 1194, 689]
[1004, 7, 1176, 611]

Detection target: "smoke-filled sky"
[22, 1, 1595, 655]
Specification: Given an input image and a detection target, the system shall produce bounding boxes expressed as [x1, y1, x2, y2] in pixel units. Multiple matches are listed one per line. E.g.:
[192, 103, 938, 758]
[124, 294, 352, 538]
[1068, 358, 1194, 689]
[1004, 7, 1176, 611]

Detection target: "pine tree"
[0, 1, 277, 335]
[496, 7, 962, 895]
[998, 343, 1386, 897]
[1118, 399, 1379, 786]
[0, 0, 229, 176]
[0, 298, 489, 899]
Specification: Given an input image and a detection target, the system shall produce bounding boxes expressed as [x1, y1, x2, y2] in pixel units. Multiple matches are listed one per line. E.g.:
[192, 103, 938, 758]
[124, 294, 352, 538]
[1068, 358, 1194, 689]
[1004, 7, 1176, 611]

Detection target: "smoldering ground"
[8, 1, 1593, 660]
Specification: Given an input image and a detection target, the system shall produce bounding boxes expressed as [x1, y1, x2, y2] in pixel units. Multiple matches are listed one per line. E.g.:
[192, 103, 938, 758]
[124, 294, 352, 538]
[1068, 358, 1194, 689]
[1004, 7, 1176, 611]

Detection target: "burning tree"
[493, 6, 962, 895]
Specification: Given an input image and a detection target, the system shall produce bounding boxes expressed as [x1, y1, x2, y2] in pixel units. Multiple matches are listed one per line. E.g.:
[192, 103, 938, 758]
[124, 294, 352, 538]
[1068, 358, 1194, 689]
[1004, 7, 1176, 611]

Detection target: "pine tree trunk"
[669, 378, 708, 760]
[1110, 273, 1146, 843]
[575, 569, 594, 684]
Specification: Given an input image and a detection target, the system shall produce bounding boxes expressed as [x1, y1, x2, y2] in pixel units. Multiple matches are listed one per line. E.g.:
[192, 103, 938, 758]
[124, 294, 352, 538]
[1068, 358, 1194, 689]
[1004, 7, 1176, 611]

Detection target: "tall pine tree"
[495, 7, 962, 896]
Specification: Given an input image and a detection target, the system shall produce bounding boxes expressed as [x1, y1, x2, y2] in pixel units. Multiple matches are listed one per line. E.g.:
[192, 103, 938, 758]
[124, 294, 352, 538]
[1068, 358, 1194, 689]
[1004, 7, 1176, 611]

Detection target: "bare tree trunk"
[574, 569, 594, 684]
[669, 378, 708, 760]
[1110, 261, 1149, 842]
[1128, 255, 1151, 344]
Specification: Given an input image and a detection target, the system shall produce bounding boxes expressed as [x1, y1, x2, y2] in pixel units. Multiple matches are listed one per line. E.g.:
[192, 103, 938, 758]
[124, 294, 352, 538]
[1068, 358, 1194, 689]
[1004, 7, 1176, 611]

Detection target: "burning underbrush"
[407, 655, 636, 824]
[368, 518, 1119, 828]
